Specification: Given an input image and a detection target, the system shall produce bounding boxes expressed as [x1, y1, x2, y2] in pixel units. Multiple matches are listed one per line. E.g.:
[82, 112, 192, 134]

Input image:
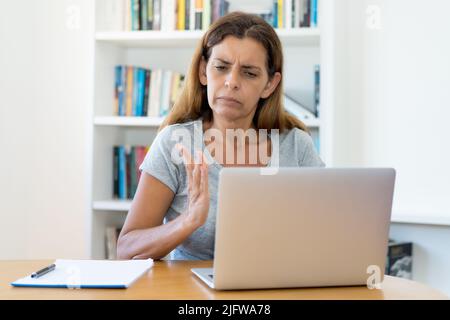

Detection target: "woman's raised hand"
[176, 144, 210, 229]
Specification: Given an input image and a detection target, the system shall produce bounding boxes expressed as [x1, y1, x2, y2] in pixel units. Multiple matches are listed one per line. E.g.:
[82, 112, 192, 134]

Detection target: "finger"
[192, 151, 202, 189]
[200, 152, 209, 194]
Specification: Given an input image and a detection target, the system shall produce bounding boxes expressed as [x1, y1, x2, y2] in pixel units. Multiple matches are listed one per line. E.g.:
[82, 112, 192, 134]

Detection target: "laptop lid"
[212, 168, 396, 290]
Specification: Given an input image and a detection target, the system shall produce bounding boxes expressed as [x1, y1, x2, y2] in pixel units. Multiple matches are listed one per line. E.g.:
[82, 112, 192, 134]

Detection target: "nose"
[224, 67, 240, 90]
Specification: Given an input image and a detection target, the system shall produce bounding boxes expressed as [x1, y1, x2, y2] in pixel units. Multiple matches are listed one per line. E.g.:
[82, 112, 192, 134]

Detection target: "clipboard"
[11, 258, 153, 289]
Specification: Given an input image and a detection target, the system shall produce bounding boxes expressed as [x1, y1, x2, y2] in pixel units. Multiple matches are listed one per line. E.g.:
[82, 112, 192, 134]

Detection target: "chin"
[212, 106, 245, 121]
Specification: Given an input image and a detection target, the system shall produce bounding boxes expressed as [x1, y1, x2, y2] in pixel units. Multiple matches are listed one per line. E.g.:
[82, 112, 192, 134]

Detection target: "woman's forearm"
[117, 213, 198, 260]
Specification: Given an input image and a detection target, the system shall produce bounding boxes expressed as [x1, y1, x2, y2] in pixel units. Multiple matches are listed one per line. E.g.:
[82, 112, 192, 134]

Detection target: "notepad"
[11, 259, 153, 289]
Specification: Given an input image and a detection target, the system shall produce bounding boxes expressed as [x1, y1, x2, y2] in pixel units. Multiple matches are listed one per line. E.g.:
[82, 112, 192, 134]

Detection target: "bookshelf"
[88, 0, 335, 259]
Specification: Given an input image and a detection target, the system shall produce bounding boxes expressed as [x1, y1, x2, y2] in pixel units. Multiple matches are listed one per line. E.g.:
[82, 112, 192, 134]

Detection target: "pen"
[31, 263, 56, 278]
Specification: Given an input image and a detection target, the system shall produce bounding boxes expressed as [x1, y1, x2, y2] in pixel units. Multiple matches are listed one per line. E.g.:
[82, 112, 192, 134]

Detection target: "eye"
[244, 71, 257, 78]
[214, 65, 226, 71]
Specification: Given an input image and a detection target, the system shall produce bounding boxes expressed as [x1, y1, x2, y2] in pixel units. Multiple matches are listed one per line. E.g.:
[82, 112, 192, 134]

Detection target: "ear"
[199, 57, 207, 86]
[260, 72, 281, 99]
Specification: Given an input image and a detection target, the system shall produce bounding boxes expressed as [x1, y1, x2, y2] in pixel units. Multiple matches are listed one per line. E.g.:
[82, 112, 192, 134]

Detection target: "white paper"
[11, 259, 153, 289]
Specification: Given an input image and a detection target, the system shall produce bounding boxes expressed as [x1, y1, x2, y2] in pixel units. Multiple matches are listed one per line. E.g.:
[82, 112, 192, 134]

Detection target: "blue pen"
[31, 263, 56, 278]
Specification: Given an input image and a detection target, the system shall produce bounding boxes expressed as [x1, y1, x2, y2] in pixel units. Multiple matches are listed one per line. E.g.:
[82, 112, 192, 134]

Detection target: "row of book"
[115, 0, 318, 31]
[114, 66, 185, 117]
[272, 0, 318, 29]
[121, 0, 230, 31]
[113, 145, 150, 200]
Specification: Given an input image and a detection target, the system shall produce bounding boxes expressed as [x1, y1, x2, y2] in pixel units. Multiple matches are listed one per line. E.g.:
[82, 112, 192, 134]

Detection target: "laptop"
[191, 167, 396, 290]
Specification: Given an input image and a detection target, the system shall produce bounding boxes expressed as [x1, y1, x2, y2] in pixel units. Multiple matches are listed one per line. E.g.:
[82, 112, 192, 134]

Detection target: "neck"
[208, 114, 256, 136]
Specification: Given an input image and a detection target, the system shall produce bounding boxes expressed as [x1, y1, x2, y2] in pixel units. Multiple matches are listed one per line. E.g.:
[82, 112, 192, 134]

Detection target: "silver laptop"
[191, 168, 396, 290]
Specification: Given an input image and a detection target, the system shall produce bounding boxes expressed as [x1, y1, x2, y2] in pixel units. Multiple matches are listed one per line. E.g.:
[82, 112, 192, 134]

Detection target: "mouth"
[216, 96, 242, 105]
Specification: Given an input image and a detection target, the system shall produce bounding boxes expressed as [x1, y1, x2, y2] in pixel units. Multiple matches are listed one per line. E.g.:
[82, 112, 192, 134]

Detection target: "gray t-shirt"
[139, 118, 325, 260]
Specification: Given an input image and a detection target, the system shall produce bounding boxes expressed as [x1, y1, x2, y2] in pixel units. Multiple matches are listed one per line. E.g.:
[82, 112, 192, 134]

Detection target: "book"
[385, 240, 413, 279]
[105, 226, 122, 260]
[11, 259, 153, 289]
[114, 145, 150, 199]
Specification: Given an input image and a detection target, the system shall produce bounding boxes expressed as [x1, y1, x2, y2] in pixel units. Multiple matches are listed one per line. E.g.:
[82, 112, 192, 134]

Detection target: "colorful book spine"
[142, 70, 151, 116]
[195, 0, 203, 30]
[273, 1, 278, 28]
[153, 0, 161, 30]
[132, 67, 139, 116]
[278, 0, 284, 28]
[311, 0, 318, 27]
[314, 64, 320, 117]
[177, 0, 185, 30]
[202, 0, 211, 31]
[118, 146, 127, 199]
[125, 66, 133, 116]
[147, 0, 154, 29]
[140, 0, 148, 30]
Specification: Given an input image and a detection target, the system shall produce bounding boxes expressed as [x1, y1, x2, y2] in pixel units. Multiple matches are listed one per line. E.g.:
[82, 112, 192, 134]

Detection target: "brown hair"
[160, 11, 308, 133]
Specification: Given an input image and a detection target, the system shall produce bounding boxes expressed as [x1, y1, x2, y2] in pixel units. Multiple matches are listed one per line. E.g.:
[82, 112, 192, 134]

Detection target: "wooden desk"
[0, 260, 447, 300]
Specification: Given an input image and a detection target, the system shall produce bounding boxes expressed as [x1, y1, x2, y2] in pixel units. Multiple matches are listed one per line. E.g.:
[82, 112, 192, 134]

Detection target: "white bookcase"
[88, 0, 335, 259]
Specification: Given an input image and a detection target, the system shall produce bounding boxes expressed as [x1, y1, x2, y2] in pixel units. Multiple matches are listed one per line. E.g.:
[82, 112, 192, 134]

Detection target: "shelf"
[93, 200, 132, 212]
[95, 28, 320, 48]
[94, 116, 165, 127]
[94, 116, 319, 128]
[391, 213, 450, 227]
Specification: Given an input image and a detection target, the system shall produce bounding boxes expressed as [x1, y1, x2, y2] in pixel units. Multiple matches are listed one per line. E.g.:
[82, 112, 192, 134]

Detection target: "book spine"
[189, 0, 196, 30]
[195, 0, 203, 30]
[114, 66, 120, 116]
[125, 0, 132, 31]
[202, 0, 211, 30]
[153, 0, 161, 30]
[278, 0, 283, 28]
[140, 0, 148, 30]
[314, 64, 320, 117]
[177, 0, 185, 30]
[285, 0, 292, 29]
[130, 146, 138, 199]
[131, 0, 140, 30]
[126, 66, 133, 116]
[119, 65, 126, 116]
[132, 67, 139, 116]
[311, 0, 317, 27]
[125, 145, 132, 199]
[137, 68, 145, 116]
[184, 0, 190, 30]
[142, 69, 150, 116]
[118, 146, 126, 199]
[147, 0, 154, 30]
[113, 146, 119, 198]
[273, 0, 278, 28]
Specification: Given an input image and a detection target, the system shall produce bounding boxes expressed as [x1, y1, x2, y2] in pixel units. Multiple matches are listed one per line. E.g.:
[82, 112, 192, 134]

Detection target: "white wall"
[332, 0, 450, 296]
[0, 0, 94, 259]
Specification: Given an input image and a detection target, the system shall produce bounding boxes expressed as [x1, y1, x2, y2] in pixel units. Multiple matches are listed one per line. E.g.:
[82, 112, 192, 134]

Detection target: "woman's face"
[199, 36, 281, 124]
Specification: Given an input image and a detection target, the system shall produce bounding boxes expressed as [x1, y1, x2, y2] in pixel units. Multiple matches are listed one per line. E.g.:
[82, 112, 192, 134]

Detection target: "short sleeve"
[139, 126, 179, 193]
[297, 130, 326, 167]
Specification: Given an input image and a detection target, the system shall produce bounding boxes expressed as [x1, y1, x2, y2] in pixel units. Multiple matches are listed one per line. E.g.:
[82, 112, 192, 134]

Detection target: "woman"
[117, 12, 325, 260]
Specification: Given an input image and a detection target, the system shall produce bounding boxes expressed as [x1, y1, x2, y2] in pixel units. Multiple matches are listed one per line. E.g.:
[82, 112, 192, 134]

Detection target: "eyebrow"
[214, 58, 262, 71]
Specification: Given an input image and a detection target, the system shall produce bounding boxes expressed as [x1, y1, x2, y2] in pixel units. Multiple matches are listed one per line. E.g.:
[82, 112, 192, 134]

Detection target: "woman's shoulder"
[279, 126, 312, 145]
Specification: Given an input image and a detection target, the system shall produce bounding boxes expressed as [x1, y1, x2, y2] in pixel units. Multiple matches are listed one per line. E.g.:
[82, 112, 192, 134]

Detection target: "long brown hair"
[160, 11, 308, 133]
